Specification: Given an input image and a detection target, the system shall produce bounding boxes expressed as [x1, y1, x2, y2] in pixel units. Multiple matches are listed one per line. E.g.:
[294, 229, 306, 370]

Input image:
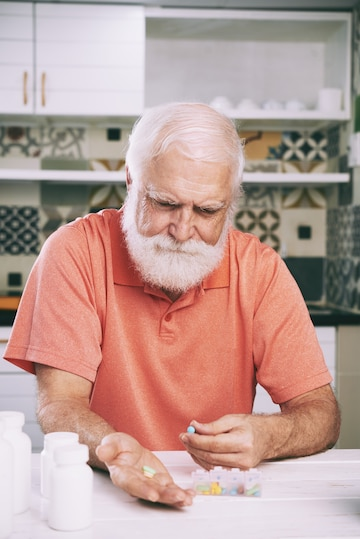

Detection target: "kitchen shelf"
[0, 109, 349, 133]
[231, 110, 350, 132]
[0, 169, 126, 183]
[145, 8, 352, 131]
[243, 172, 349, 185]
[0, 169, 349, 185]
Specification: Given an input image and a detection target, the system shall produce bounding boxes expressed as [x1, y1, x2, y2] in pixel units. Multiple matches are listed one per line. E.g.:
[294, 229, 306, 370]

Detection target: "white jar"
[0, 411, 31, 514]
[41, 431, 79, 498]
[48, 443, 93, 531]
[0, 420, 13, 539]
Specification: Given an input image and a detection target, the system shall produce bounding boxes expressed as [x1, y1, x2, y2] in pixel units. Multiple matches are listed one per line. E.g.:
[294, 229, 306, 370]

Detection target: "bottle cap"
[0, 411, 25, 428]
[44, 432, 79, 451]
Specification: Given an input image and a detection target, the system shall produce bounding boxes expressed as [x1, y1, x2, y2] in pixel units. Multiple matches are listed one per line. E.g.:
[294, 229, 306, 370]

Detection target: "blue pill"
[187, 425, 196, 434]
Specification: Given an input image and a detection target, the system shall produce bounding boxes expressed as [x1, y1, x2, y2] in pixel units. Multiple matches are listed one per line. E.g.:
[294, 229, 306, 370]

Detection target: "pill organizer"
[191, 466, 262, 496]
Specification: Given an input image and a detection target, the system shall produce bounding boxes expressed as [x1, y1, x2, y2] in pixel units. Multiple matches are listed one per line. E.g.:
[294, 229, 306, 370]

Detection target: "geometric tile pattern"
[282, 187, 327, 209]
[326, 257, 360, 311]
[233, 209, 280, 251]
[326, 205, 360, 312]
[40, 205, 87, 242]
[354, 206, 360, 257]
[89, 184, 127, 212]
[327, 207, 354, 257]
[0, 126, 41, 157]
[39, 127, 86, 159]
[282, 131, 327, 162]
[326, 125, 340, 159]
[0, 206, 39, 255]
[0, 126, 86, 158]
[240, 186, 280, 209]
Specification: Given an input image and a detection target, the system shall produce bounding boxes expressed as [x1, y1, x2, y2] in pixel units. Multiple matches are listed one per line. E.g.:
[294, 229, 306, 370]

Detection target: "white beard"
[121, 190, 230, 295]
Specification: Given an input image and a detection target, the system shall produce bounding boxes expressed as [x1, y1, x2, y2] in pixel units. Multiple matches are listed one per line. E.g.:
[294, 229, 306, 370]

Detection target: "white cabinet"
[35, 3, 145, 117]
[0, 327, 43, 452]
[0, 2, 145, 118]
[0, 2, 33, 114]
[253, 326, 336, 414]
[145, 8, 351, 131]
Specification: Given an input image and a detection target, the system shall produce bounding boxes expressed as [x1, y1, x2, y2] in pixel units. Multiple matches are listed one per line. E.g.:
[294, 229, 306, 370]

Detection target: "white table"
[12, 450, 360, 538]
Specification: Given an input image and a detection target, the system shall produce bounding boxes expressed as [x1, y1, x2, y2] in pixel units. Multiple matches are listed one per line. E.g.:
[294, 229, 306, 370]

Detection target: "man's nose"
[169, 207, 195, 242]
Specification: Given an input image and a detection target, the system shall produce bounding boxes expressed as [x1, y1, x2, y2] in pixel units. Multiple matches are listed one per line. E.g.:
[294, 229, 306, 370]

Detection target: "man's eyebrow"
[145, 191, 177, 205]
[144, 186, 228, 210]
[145, 186, 172, 200]
[198, 201, 227, 210]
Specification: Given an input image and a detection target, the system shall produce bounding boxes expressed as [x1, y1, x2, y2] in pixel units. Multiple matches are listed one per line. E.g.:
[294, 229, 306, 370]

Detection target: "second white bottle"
[48, 443, 93, 531]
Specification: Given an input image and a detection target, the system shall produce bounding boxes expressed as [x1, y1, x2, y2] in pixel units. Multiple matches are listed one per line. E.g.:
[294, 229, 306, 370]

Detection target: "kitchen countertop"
[0, 308, 17, 326]
[10, 449, 360, 538]
[1, 299, 360, 327]
[307, 304, 360, 326]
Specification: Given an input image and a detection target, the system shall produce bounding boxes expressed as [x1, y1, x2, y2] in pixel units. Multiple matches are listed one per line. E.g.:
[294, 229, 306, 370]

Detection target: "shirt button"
[165, 313, 172, 322]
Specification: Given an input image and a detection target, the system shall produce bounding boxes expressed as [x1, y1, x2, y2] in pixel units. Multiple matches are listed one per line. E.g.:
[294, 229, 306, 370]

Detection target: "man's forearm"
[37, 399, 116, 469]
[258, 386, 340, 462]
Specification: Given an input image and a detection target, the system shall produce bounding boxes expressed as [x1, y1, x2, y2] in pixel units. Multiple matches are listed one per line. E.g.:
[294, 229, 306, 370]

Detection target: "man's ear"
[125, 166, 132, 190]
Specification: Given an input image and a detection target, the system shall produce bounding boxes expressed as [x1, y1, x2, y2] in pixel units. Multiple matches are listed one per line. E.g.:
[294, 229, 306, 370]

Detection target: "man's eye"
[198, 207, 218, 215]
[153, 199, 176, 208]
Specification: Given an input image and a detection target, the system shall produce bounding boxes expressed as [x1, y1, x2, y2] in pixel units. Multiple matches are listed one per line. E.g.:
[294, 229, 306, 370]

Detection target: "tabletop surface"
[11, 449, 360, 539]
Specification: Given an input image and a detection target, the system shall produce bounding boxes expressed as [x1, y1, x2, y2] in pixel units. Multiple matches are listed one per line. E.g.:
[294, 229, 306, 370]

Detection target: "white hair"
[125, 102, 245, 212]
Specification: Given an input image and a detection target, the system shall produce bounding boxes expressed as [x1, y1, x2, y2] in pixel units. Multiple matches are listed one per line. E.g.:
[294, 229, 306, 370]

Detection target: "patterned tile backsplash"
[0, 206, 39, 255]
[0, 123, 359, 312]
[326, 206, 360, 311]
[234, 208, 281, 251]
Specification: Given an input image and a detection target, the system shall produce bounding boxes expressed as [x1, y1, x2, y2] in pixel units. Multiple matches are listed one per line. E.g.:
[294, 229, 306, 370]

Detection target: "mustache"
[152, 236, 209, 255]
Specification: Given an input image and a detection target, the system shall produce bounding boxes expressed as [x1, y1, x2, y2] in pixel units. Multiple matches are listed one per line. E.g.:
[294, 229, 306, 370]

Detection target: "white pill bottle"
[0, 411, 31, 514]
[40, 431, 79, 498]
[48, 443, 93, 531]
[0, 419, 13, 539]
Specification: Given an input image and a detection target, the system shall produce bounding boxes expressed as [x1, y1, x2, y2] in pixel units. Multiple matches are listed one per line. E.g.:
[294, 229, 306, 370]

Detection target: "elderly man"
[4, 102, 340, 507]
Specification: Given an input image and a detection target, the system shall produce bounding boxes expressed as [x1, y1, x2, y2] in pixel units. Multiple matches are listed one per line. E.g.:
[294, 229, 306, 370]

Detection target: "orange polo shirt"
[4, 209, 331, 450]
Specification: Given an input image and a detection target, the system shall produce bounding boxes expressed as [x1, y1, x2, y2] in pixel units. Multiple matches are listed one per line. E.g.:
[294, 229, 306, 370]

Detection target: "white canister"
[48, 443, 93, 531]
[41, 431, 79, 498]
[318, 88, 342, 112]
[0, 411, 31, 514]
[0, 420, 13, 539]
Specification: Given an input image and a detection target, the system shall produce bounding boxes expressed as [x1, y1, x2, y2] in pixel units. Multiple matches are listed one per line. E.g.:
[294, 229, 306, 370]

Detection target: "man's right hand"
[96, 433, 195, 507]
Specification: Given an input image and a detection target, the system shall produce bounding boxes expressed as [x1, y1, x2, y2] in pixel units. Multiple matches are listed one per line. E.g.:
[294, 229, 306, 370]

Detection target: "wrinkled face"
[122, 148, 234, 296]
[135, 148, 233, 245]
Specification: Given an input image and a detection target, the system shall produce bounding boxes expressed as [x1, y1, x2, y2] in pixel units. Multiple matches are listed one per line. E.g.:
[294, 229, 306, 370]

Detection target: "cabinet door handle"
[41, 72, 46, 107]
[23, 71, 28, 105]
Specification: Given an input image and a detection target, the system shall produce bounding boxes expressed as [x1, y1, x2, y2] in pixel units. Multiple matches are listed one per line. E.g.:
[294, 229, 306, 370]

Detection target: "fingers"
[95, 433, 195, 507]
[108, 464, 195, 507]
[95, 438, 119, 464]
[181, 425, 249, 453]
[193, 416, 237, 434]
[180, 415, 258, 470]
